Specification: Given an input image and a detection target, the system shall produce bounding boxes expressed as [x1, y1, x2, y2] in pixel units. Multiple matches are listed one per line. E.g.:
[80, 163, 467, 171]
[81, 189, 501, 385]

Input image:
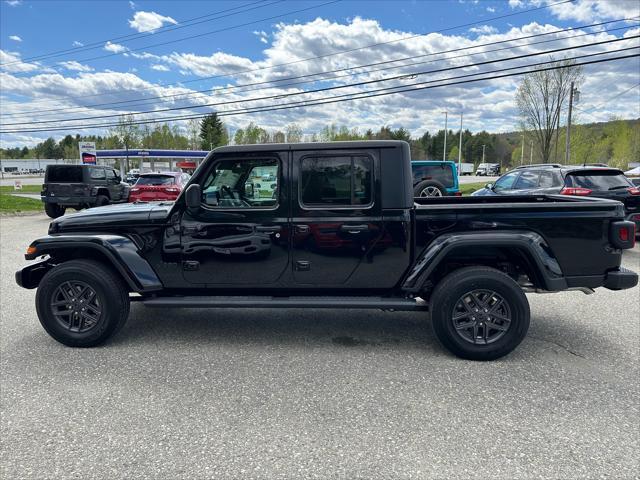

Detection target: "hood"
[50, 202, 174, 233]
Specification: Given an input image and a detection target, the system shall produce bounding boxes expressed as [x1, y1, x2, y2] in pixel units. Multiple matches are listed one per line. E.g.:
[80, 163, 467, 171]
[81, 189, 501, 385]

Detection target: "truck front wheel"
[44, 203, 65, 218]
[35, 259, 130, 347]
[429, 266, 530, 360]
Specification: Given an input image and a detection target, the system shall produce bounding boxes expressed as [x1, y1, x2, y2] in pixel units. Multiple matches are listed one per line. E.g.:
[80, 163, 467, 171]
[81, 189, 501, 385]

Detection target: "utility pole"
[521, 134, 525, 166]
[458, 112, 463, 172]
[442, 111, 448, 161]
[564, 81, 577, 164]
[530, 140, 533, 165]
[482, 144, 486, 164]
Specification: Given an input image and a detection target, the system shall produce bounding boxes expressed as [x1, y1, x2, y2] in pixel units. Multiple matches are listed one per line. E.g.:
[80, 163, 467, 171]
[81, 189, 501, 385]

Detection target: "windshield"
[46, 166, 84, 183]
[565, 171, 631, 190]
[135, 175, 176, 186]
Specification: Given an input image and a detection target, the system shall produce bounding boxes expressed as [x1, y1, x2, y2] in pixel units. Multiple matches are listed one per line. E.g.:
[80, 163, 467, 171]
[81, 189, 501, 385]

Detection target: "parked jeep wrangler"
[41, 164, 129, 218]
[17, 141, 637, 360]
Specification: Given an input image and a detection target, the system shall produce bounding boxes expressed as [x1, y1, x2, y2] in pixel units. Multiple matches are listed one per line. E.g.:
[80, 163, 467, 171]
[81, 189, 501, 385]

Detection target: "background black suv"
[42, 164, 129, 218]
[472, 163, 640, 233]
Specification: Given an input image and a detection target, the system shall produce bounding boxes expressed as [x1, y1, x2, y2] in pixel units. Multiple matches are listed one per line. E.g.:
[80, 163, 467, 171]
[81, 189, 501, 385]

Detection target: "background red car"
[128, 172, 191, 202]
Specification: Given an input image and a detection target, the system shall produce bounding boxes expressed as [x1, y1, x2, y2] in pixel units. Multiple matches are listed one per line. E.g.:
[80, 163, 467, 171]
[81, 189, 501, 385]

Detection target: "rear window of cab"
[565, 171, 631, 190]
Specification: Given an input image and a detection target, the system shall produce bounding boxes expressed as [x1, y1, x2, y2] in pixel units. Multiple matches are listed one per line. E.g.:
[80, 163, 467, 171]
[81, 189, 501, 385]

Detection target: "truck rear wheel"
[36, 259, 130, 347]
[44, 203, 65, 218]
[429, 266, 530, 360]
[95, 195, 109, 207]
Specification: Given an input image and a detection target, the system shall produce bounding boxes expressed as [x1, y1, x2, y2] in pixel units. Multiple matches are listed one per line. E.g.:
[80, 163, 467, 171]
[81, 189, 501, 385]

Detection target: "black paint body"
[17, 141, 637, 297]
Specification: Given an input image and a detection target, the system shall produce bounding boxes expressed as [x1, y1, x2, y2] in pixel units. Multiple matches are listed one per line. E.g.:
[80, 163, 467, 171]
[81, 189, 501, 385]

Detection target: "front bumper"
[603, 267, 638, 291]
[15, 259, 53, 289]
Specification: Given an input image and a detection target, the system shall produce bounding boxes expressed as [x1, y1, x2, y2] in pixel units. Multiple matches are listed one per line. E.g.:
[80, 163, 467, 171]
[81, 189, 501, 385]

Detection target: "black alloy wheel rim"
[451, 289, 512, 345]
[50, 281, 102, 333]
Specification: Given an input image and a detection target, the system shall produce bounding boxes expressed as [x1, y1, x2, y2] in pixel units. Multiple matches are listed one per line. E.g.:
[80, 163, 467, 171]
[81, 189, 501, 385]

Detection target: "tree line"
[1, 113, 638, 170]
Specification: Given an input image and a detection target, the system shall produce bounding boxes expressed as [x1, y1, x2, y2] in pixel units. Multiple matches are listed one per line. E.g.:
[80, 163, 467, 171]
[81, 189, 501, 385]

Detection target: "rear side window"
[565, 171, 631, 190]
[412, 164, 454, 187]
[538, 171, 555, 187]
[136, 175, 176, 186]
[300, 155, 372, 207]
[45, 166, 83, 183]
[514, 171, 539, 189]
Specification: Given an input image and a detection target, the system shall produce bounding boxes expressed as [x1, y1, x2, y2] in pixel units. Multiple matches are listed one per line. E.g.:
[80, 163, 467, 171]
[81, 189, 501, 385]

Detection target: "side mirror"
[244, 182, 255, 198]
[185, 184, 201, 211]
[485, 183, 494, 190]
[116, 175, 122, 183]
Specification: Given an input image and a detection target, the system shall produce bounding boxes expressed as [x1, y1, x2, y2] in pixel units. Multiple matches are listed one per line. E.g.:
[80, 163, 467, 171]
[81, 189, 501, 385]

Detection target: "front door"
[291, 149, 384, 286]
[180, 151, 290, 286]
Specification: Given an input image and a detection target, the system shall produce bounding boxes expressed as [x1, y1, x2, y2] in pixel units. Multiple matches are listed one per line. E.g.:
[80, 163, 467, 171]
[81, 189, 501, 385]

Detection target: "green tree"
[199, 113, 228, 150]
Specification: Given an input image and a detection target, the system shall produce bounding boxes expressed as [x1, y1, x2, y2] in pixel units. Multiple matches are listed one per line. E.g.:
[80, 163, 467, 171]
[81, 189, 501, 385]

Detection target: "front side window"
[89, 167, 106, 180]
[300, 155, 372, 207]
[201, 158, 279, 208]
[493, 171, 519, 192]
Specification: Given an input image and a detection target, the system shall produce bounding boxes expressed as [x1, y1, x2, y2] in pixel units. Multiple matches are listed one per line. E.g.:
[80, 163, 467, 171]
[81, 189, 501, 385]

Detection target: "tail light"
[453, 191, 462, 197]
[610, 221, 635, 249]
[130, 188, 140, 193]
[164, 187, 179, 193]
[560, 187, 592, 196]
[627, 187, 640, 195]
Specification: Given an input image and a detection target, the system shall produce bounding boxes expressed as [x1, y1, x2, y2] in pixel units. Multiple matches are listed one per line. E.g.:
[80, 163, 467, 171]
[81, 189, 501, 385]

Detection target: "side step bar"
[139, 295, 428, 311]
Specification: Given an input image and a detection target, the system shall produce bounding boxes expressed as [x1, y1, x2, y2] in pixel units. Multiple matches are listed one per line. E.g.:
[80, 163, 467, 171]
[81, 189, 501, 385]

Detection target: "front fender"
[402, 230, 567, 292]
[22, 234, 163, 292]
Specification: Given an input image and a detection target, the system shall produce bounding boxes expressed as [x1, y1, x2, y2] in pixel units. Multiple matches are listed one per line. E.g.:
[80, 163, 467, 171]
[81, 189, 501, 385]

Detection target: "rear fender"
[23, 234, 162, 292]
[402, 230, 567, 292]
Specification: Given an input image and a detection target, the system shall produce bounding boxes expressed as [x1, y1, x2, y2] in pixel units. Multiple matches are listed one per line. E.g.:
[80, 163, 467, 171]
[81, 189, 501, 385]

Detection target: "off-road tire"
[44, 203, 65, 218]
[429, 266, 530, 360]
[413, 180, 447, 197]
[95, 195, 109, 207]
[36, 259, 130, 347]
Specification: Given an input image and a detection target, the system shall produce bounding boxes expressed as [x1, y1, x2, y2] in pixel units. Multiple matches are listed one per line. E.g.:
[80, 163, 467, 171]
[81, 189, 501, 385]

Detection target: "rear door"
[180, 151, 290, 286]
[510, 170, 540, 194]
[291, 148, 382, 286]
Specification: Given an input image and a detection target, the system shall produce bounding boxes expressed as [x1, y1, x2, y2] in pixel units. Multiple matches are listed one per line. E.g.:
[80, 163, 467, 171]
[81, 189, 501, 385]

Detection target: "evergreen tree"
[199, 113, 228, 150]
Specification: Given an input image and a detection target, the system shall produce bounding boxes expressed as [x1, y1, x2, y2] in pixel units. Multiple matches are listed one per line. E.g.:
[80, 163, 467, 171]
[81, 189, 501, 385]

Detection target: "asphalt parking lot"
[1, 213, 639, 479]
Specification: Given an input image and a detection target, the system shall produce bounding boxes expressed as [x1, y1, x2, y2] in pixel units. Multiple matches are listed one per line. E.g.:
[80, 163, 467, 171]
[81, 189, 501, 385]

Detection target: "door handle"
[256, 226, 282, 233]
[295, 225, 310, 234]
[340, 224, 369, 233]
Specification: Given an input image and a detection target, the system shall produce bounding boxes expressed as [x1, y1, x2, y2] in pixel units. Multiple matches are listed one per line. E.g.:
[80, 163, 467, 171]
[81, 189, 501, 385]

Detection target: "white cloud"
[128, 11, 177, 33]
[151, 64, 170, 71]
[58, 60, 94, 72]
[508, 0, 524, 7]
[253, 30, 269, 44]
[4, 0, 22, 6]
[1, 14, 638, 145]
[72, 40, 84, 47]
[486, 7, 496, 13]
[469, 25, 498, 35]
[8, 35, 22, 42]
[509, 0, 640, 22]
[129, 1, 136, 9]
[0, 50, 40, 73]
[104, 41, 128, 53]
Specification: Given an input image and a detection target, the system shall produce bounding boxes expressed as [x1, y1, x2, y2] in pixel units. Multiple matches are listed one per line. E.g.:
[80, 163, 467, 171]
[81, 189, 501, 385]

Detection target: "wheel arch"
[23, 235, 163, 293]
[402, 231, 567, 294]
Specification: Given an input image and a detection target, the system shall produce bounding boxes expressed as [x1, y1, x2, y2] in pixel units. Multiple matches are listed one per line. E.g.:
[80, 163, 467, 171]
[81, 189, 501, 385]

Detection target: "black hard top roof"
[212, 140, 407, 154]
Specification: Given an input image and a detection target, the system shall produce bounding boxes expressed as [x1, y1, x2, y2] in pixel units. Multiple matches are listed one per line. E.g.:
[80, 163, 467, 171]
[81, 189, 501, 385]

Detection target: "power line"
[2, 50, 635, 134]
[4, 35, 637, 127]
[0, 0, 279, 66]
[4, 19, 635, 120]
[7, 0, 342, 73]
[3, 0, 575, 106]
[574, 82, 640, 114]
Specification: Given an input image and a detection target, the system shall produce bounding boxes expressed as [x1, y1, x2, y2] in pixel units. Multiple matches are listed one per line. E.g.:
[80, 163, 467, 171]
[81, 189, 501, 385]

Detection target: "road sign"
[79, 142, 97, 164]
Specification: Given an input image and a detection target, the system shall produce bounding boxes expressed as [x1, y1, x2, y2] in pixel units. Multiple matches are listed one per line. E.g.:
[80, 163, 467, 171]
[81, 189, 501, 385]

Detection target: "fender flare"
[24, 234, 163, 292]
[402, 230, 567, 292]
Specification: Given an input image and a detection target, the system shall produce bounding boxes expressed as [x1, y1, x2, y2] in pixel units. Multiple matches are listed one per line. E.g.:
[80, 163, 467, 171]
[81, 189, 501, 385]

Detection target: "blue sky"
[1, 0, 639, 146]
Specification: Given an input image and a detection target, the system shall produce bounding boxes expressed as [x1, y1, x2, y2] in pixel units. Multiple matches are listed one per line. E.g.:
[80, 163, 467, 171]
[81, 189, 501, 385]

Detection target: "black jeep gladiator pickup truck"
[16, 141, 637, 360]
